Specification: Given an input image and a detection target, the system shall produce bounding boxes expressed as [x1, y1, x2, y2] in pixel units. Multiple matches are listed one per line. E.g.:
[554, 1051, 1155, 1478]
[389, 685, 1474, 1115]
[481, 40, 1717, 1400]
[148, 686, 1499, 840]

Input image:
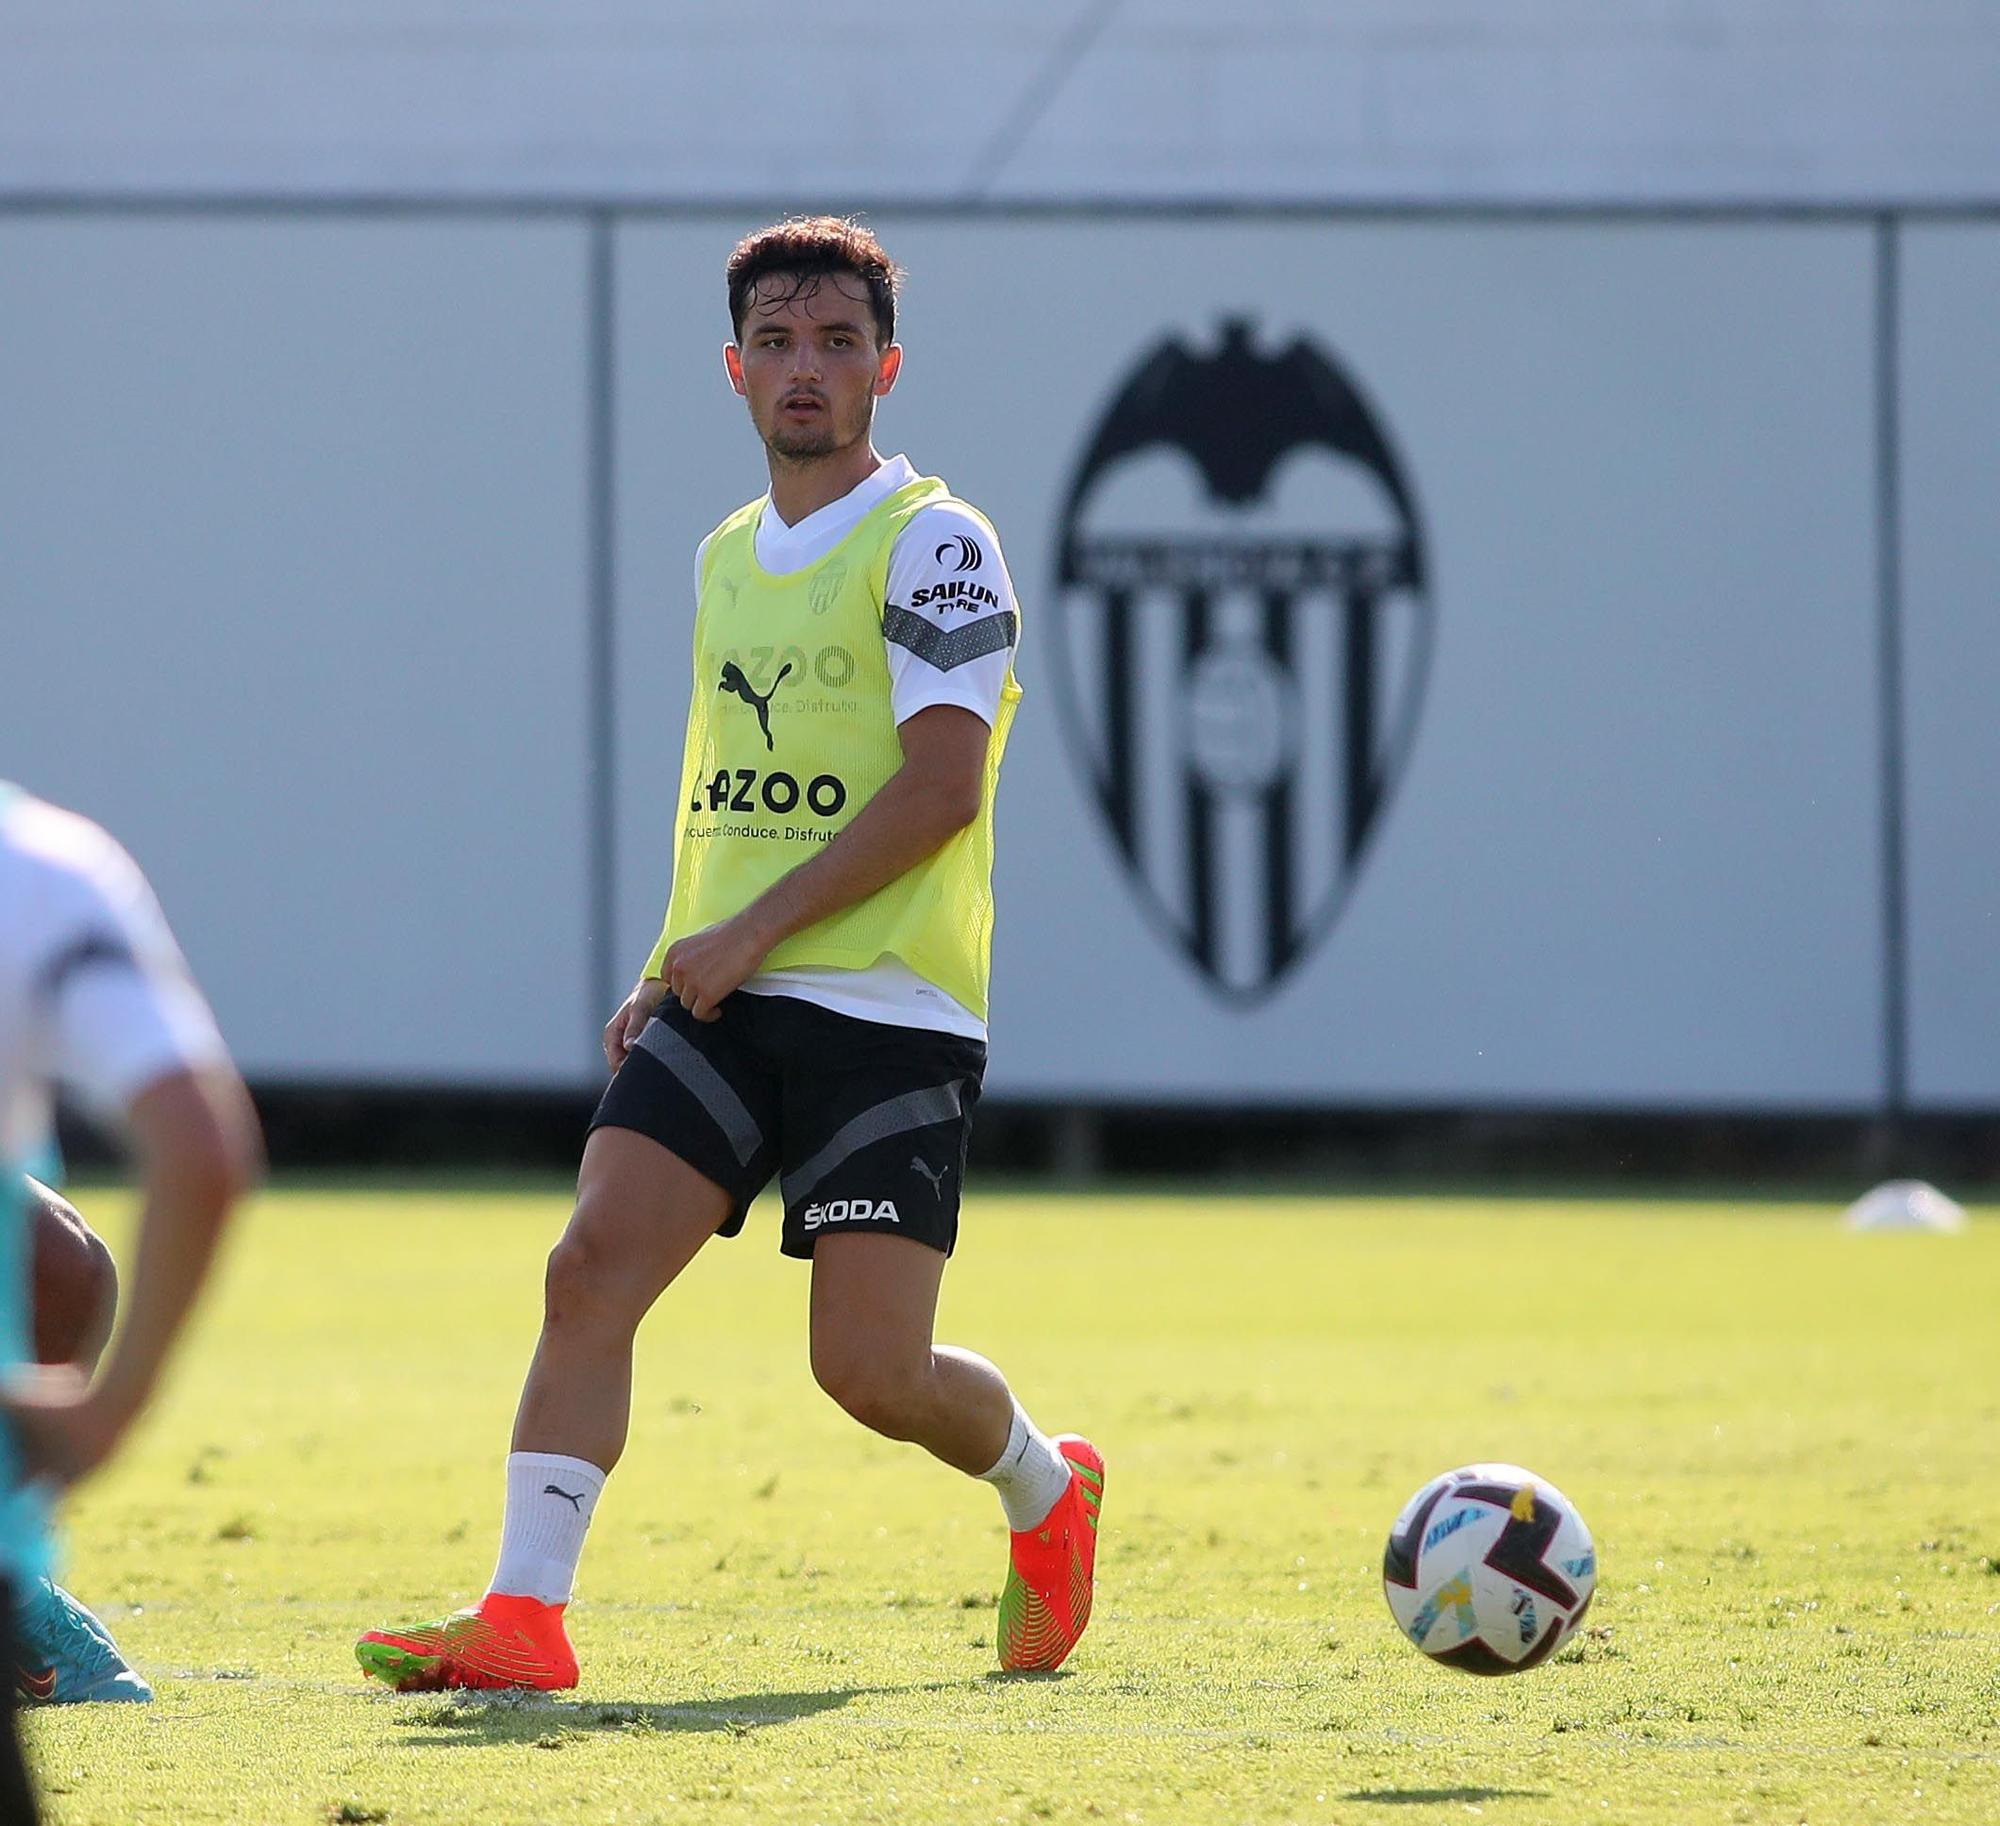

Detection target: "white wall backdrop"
[1, 206, 1991, 1108]
[2, 3, 1998, 206]
[0, 217, 597, 1083]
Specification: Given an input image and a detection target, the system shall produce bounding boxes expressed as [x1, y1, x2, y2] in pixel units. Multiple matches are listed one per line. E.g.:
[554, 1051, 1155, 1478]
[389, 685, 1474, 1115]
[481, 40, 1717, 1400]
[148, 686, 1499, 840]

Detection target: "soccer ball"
[1381, 1463, 1596, 1674]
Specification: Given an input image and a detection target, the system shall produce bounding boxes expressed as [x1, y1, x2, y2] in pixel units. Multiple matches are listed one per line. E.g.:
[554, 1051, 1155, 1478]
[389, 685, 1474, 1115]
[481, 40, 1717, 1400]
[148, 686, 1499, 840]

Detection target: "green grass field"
[25, 1185, 2000, 1825]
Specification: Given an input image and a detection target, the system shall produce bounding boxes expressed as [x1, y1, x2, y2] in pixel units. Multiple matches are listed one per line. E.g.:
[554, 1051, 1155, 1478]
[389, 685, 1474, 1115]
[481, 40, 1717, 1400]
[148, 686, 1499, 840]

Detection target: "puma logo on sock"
[543, 1484, 587, 1511]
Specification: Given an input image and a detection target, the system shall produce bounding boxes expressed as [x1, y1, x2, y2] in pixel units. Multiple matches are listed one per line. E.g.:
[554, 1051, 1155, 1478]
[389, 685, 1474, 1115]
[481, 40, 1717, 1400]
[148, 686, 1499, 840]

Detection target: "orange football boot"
[998, 1434, 1104, 1672]
[355, 1592, 578, 1692]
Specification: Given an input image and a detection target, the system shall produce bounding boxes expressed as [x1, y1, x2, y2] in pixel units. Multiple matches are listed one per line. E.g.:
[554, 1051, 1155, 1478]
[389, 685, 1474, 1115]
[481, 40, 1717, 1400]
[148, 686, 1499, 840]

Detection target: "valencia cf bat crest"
[1052, 320, 1435, 1002]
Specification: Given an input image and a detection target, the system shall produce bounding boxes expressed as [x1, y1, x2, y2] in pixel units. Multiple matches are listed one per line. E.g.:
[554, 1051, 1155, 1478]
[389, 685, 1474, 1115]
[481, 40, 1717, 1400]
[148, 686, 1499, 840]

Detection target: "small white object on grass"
[1842, 1180, 1967, 1233]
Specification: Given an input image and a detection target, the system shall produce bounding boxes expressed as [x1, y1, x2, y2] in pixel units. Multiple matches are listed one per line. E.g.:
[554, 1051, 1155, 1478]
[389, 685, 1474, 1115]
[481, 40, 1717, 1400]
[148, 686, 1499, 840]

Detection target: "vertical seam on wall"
[1874, 213, 1909, 1122]
[587, 211, 618, 1050]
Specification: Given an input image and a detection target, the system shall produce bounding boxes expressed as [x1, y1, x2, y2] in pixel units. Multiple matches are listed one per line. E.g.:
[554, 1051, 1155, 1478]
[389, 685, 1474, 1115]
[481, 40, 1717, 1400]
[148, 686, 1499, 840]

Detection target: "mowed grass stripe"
[26, 1188, 2000, 1825]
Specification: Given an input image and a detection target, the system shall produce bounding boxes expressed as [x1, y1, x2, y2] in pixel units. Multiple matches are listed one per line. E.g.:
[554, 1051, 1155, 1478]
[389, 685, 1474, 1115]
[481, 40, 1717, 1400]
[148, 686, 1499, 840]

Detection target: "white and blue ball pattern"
[1382, 1463, 1596, 1675]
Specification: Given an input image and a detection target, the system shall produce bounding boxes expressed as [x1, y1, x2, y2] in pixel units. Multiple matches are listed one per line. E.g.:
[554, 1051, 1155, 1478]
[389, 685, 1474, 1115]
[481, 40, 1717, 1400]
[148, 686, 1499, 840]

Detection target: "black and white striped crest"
[1052, 321, 1435, 1002]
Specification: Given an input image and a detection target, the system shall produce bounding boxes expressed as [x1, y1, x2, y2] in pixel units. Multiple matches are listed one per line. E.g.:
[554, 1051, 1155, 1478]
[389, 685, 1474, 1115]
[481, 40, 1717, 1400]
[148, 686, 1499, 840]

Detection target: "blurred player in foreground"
[0, 785, 260, 1817]
[358, 217, 1102, 1692]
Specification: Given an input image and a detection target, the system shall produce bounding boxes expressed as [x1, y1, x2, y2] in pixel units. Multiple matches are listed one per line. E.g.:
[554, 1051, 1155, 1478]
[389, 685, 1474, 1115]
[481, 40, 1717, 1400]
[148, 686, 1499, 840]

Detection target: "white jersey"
[0, 787, 229, 1169]
[695, 453, 1020, 1041]
[0, 785, 230, 1584]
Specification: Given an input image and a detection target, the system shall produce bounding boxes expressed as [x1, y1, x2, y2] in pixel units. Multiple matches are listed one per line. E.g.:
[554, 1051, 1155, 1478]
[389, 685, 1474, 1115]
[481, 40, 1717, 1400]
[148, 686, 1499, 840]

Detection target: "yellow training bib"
[645, 475, 1021, 1019]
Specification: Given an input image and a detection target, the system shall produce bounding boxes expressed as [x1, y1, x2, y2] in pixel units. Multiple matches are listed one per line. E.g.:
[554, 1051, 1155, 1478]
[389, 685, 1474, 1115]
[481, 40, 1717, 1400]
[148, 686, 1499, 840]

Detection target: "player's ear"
[723, 342, 747, 397]
[874, 343, 903, 397]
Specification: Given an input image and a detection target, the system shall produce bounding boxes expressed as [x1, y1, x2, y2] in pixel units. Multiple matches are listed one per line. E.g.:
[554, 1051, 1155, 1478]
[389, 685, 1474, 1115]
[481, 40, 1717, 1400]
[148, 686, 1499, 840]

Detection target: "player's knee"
[811, 1345, 928, 1441]
[541, 1209, 636, 1333]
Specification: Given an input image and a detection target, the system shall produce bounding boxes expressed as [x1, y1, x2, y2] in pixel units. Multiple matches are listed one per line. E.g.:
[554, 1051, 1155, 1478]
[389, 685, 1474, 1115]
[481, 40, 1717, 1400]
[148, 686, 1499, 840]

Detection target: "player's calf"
[809, 1343, 940, 1444]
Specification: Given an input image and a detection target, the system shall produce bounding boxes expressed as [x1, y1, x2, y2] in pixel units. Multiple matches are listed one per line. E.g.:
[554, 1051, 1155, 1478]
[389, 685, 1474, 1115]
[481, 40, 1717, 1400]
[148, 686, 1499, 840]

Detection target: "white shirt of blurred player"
[0, 790, 231, 1174]
[692, 453, 1020, 1040]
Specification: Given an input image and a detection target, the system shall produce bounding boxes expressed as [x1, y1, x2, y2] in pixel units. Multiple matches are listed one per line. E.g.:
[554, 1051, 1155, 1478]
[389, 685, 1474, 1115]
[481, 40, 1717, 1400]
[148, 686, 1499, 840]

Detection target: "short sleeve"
[40, 833, 229, 1113]
[883, 502, 1021, 730]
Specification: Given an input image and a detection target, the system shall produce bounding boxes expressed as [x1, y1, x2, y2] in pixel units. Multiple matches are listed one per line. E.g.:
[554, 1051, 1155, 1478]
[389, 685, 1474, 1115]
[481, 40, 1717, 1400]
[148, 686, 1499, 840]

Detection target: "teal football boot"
[14, 1578, 152, 1704]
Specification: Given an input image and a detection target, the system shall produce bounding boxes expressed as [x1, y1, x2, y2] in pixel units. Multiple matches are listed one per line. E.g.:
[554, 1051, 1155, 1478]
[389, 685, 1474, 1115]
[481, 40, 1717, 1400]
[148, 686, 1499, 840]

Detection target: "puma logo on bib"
[718, 660, 792, 751]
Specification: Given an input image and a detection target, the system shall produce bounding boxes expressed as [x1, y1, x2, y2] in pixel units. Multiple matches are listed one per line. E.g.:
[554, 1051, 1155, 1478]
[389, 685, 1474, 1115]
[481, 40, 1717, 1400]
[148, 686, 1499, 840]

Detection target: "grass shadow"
[394, 1681, 946, 1746]
[1344, 1791, 1550, 1807]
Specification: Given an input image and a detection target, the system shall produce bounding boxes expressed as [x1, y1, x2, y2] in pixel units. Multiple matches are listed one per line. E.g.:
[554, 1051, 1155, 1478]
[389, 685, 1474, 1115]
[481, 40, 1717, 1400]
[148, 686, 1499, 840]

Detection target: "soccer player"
[357, 217, 1103, 1692]
[11, 1174, 155, 1703]
[0, 784, 261, 1816]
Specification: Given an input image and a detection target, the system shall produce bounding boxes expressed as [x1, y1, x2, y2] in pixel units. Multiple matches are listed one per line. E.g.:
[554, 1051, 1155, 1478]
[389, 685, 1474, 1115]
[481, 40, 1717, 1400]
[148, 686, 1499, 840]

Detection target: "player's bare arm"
[662, 704, 988, 1022]
[606, 705, 986, 1049]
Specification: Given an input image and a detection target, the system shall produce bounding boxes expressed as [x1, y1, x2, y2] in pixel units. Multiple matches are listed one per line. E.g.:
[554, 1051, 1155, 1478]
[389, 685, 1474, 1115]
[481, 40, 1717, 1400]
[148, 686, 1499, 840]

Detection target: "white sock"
[488, 1452, 606, 1604]
[977, 1401, 1073, 1532]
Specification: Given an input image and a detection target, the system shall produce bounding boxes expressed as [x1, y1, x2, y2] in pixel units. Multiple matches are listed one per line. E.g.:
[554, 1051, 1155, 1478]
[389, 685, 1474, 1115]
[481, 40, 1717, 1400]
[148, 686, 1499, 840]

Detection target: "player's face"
[725, 273, 900, 462]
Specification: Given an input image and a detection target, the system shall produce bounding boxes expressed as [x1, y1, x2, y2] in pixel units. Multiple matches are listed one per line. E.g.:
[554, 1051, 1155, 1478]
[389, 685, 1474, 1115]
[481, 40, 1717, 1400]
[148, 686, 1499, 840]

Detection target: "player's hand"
[0, 1365, 132, 1490]
[604, 975, 671, 1070]
[661, 912, 775, 1022]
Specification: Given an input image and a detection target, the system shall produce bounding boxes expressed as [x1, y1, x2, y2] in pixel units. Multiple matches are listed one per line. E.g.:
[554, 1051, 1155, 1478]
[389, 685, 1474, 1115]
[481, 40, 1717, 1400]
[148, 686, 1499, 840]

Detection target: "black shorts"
[591, 989, 986, 1259]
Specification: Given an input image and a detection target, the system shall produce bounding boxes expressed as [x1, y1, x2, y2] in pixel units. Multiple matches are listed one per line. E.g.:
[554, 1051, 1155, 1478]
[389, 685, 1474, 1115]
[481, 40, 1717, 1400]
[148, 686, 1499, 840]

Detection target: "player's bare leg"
[13, 1179, 150, 1707]
[355, 1128, 731, 1691]
[807, 1230, 1010, 1470]
[511, 1127, 731, 1471]
[808, 1232, 1103, 1671]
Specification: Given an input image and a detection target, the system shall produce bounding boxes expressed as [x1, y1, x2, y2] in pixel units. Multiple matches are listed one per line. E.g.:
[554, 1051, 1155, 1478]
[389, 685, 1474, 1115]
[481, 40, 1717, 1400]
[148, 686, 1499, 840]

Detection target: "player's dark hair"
[727, 216, 901, 348]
